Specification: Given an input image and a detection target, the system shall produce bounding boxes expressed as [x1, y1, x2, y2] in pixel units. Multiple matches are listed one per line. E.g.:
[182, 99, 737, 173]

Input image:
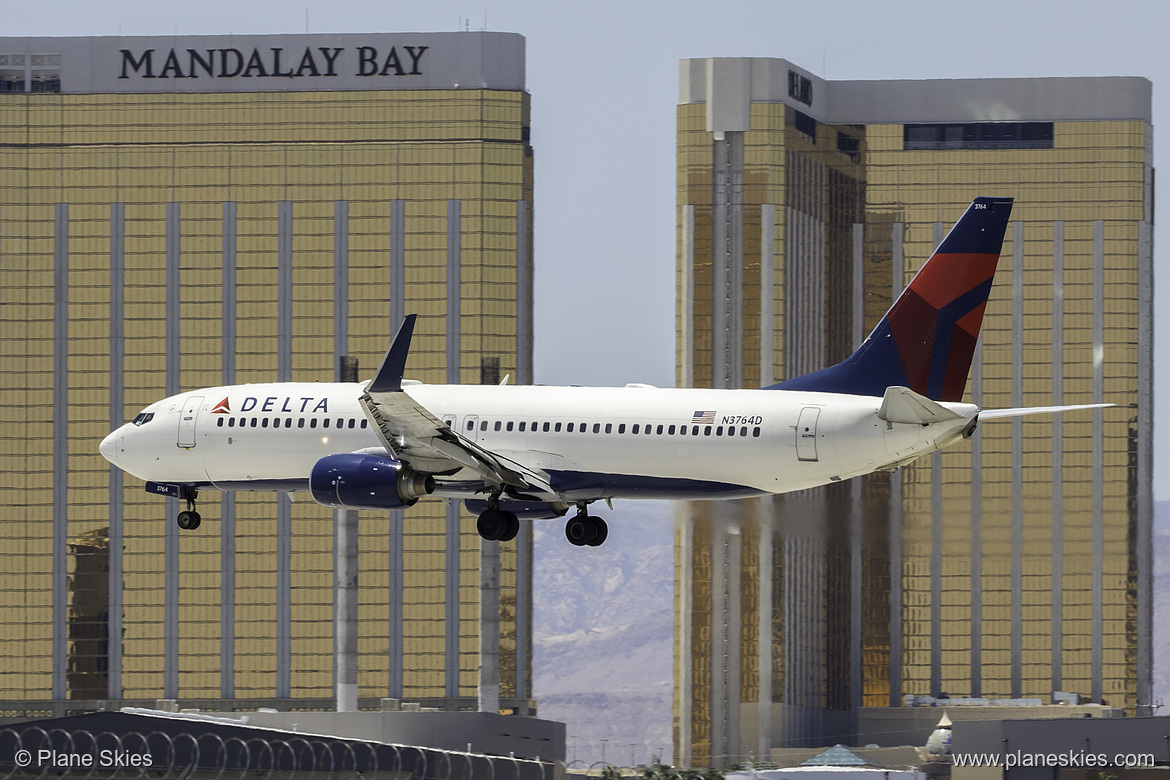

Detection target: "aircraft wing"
[357, 316, 558, 501]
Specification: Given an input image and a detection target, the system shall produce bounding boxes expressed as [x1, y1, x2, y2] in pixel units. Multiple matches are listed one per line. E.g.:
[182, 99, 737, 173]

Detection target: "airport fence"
[0, 727, 556, 780]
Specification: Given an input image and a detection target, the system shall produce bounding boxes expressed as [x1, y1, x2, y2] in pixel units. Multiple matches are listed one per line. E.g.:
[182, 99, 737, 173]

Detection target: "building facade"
[0, 32, 534, 710]
[674, 58, 1153, 766]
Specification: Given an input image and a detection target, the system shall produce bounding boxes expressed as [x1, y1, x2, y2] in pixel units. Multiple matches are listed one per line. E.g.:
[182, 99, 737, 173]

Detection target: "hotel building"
[674, 58, 1153, 765]
[0, 31, 533, 711]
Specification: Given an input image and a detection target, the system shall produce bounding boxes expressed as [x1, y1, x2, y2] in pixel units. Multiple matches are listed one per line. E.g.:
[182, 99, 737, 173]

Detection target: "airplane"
[100, 196, 1107, 547]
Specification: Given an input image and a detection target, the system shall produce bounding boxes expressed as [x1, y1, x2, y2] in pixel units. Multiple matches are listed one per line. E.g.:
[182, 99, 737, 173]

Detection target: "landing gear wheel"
[477, 508, 519, 542]
[177, 510, 201, 530]
[176, 487, 201, 530]
[585, 516, 607, 547]
[499, 511, 520, 543]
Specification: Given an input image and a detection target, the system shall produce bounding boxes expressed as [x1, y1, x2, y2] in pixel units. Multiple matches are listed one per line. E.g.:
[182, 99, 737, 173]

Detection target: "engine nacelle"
[310, 453, 435, 510]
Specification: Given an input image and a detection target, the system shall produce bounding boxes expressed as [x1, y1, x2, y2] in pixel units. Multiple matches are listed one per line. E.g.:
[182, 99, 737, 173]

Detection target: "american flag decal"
[692, 410, 716, 424]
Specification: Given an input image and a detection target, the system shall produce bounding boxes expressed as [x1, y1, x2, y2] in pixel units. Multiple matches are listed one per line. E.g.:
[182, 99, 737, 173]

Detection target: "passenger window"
[361, 419, 368, 429]
[494, 421, 502, 432]
[519, 422, 527, 432]
[567, 423, 574, 433]
[753, 427, 761, 437]
[741, 426, 748, 437]
[632, 424, 640, 434]
[466, 420, 474, 431]
[618, 423, 626, 434]
[337, 419, 344, 429]
[668, 425, 676, 435]
[555, 422, 562, 432]
[716, 426, 724, 436]
[298, 419, 305, 428]
[605, 423, 612, 434]
[217, 417, 224, 427]
[656, 425, 663, 435]
[679, 425, 686, 435]
[262, 418, 269, 428]
[728, 426, 735, 437]
[705, 426, 712, 436]
[543, 422, 550, 432]
[481, 420, 488, 431]
[593, 423, 600, 434]
[692, 426, 699, 436]
[228, 418, 236, 428]
[506, 421, 514, 431]
[579, 422, 586, 432]
[310, 418, 317, 429]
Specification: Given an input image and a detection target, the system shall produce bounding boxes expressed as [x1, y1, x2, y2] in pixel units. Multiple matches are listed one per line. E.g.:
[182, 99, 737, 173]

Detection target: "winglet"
[367, 315, 417, 393]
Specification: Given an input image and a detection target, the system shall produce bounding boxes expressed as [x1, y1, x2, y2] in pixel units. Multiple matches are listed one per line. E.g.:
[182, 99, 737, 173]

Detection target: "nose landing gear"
[565, 504, 607, 547]
[176, 487, 201, 531]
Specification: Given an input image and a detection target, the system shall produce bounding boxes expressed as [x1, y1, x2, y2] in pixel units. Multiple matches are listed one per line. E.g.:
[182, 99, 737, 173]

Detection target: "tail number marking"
[721, 415, 763, 425]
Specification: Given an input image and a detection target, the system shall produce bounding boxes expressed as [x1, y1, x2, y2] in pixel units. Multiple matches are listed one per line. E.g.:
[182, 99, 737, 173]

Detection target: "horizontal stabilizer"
[878, 386, 964, 425]
[979, 403, 1113, 420]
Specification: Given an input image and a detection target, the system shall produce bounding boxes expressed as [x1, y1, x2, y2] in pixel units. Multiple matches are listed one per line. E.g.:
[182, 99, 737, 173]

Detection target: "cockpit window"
[132, 412, 155, 426]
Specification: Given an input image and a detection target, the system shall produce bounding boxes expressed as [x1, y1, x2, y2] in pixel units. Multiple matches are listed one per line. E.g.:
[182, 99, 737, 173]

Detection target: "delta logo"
[211, 398, 231, 414]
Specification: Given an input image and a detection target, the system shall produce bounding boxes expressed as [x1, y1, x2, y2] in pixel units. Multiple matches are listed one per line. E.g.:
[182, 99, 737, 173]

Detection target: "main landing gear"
[565, 504, 607, 547]
[476, 501, 520, 542]
[176, 487, 201, 531]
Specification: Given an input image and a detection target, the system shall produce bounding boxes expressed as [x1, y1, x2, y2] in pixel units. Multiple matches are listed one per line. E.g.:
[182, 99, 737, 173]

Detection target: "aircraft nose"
[100, 430, 119, 466]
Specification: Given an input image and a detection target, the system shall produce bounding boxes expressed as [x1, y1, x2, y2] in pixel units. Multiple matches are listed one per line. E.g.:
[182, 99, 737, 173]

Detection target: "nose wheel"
[176, 488, 201, 530]
[565, 505, 607, 547]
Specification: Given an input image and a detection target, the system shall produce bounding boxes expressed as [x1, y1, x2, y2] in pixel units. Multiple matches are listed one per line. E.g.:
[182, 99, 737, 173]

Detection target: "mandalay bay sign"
[118, 45, 430, 80]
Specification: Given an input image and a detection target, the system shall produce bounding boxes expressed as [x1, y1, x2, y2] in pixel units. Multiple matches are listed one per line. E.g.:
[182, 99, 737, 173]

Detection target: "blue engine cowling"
[310, 453, 435, 510]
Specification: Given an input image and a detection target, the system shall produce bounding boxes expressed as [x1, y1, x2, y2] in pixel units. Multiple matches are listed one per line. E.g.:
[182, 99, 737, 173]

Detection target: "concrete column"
[335, 509, 359, 711]
[51, 203, 69, 700]
[479, 539, 500, 713]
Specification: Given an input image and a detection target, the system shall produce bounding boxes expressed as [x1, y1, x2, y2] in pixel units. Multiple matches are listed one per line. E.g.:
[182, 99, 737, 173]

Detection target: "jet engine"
[310, 452, 435, 510]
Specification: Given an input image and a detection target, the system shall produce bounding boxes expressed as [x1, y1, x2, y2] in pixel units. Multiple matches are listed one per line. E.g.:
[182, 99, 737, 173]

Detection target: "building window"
[480, 355, 500, 385]
[793, 110, 817, 142]
[903, 122, 1054, 151]
[787, 69, 812, 106]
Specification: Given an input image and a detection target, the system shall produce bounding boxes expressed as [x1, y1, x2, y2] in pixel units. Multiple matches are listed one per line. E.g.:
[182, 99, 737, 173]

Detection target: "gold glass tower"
[675, 58, 1153, 766]
[0, 32, 534, 712]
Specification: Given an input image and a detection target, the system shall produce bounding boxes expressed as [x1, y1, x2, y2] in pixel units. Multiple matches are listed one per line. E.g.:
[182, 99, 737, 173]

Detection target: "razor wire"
[0, 727, 555, 780]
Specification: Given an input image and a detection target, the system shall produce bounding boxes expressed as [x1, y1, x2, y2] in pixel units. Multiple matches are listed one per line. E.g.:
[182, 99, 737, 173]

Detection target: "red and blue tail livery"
[769, 197, 1013, 402]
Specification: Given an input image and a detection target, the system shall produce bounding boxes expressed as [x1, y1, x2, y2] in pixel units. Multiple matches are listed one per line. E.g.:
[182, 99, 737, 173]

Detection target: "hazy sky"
[8, 0, 1168, 496]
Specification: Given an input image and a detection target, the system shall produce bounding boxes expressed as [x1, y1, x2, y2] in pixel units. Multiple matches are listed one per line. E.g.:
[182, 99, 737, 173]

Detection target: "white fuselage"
[101, 380, 979, 502]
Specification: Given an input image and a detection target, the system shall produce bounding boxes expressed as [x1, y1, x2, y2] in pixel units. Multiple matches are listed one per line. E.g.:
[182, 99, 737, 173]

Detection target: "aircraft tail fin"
[767, 196, 1013, 402]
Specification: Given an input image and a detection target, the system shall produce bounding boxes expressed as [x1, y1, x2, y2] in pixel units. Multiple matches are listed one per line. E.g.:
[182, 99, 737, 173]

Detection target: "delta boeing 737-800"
[100, 197, 1105, 547]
